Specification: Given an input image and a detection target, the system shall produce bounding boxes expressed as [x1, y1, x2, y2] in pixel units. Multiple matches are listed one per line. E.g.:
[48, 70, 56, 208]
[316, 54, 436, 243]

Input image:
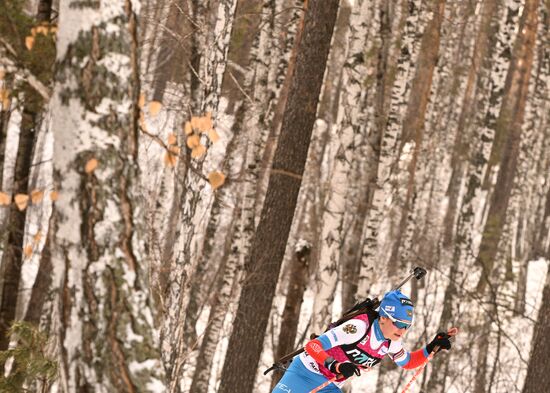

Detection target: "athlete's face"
[379, 317, 408, 341]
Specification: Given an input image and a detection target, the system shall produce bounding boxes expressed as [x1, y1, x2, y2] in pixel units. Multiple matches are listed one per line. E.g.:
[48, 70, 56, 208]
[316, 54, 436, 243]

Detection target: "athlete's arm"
[390, 345, 429, 369]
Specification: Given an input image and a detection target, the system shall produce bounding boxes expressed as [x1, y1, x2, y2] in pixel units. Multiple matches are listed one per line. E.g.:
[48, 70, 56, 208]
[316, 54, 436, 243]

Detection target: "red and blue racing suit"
[272, 313, 429, 393]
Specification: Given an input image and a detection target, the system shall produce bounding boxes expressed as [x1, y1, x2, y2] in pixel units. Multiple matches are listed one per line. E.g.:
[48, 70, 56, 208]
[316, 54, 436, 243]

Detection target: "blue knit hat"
[379, 290, 414, 323]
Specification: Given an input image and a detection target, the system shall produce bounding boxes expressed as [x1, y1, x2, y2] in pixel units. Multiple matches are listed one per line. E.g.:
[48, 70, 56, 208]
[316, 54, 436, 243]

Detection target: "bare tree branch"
[0, 37, 51, 101]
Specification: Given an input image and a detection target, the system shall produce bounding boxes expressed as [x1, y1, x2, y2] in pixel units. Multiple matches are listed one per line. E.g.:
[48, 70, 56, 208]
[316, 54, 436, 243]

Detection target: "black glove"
[426, 331, 452, 354]
[325, 357, 361, 378]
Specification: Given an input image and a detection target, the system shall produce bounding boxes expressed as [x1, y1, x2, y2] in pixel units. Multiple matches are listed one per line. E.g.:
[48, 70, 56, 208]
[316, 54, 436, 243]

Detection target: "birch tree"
[0, 0, 55, 355]
[358, 0, 422, 294]
[476, 0, 540, 293]
[49, 1, 164, 391]
[387, 0, 446, 274]
[310, 0, 373, 334]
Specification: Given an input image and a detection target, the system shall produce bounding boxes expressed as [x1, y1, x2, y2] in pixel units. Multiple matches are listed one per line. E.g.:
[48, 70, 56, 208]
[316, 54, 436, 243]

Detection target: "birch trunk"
[311, 0, 375, 334]
[222, 0, 288, 302]
[50, 1, 164, 391]
[0, 75, 12, 188]
[358, 0, 421, 293]
[441, 0, 497, 251]
[0, 98, 37, 352]
[387, 0, 446, 275]
[188, 208, 241, 393]
[476, 0, 540, 293]
[160, 2, 237, 389]
[452, 0, 520, 284]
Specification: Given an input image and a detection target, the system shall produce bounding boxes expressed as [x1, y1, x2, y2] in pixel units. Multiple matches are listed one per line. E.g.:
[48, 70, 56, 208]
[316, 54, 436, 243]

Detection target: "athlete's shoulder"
[328, 318, 368, 345]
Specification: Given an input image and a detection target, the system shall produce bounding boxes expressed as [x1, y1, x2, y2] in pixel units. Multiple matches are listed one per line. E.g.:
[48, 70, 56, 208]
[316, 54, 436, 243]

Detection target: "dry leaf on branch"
[25, 36, 35, 50]
[24, 245, 33, 258]
[169, 146, 181, 155]
[85, 158, 98, 174]
[0, 192, 10, 205]
[167, 133, 177, 145]
[208, 171, 226, 189]
[164, 152, 178, 167]
[31, 189, 44, 204]
[208, 129, 220, 143]
[190, 116, 200, 129]
[138, 93, 146, 108]
[186, 134, 200, 149]
[1, 88, 10, 109]
[36, 25, 49, 35]
[139, 112, 148, 131]
[200, 116, 213, 133]
[184, 121, 193, 135]
[15, 194, 29, 211]
[191, 144, 206, 158]
[149, 101, 162, 116]
[50, 191, 59, 201]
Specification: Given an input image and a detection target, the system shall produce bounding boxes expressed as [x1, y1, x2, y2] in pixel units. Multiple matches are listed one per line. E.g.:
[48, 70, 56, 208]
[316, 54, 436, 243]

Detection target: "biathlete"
[272, 290, 453, 393]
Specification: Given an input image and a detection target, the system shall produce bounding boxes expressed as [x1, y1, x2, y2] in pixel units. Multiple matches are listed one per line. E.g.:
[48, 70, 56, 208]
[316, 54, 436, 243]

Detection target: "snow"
[146, 378, 165, 393]
[129, 359, 159, 373]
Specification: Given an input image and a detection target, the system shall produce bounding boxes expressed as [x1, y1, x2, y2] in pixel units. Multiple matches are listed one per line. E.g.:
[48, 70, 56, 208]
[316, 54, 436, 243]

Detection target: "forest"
[0, 0, 549, 392]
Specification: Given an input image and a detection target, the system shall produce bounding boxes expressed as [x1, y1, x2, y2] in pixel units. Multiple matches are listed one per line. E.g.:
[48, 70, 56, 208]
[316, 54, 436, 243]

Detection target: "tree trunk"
[357, 0, 418, 293]
[0, 103, 36, 352]
[159, 3, 238, 388]
[200, 0, 238, 114]
[254, 0, 305, 219]
[188, 208, 241, 393]
[387, 0, 446, 275]
[49, 1, 164, 391]
[270, 240, 311, 389]
[36, 0, 53, 22]
[476, 0, 540, 293]
[150, 0, 196, 102]
[0, 75, 12, 189]
[221, 0, 264, 114]
[522, 270, 550, 393]
[218, 2, 340, 392]
[442, 0, 498, 250]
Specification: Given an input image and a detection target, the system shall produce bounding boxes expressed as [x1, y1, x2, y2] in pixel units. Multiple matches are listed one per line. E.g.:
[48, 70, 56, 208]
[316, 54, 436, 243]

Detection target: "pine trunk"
[218, 2, 340, 391]
[523, 271, 550, 392]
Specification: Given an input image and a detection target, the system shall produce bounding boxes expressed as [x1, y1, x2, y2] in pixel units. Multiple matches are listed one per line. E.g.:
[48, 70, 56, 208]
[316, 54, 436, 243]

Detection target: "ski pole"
[308, 365, 371, 393]
[400, 327, 459, 393]
[309, 376, 337, 393]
